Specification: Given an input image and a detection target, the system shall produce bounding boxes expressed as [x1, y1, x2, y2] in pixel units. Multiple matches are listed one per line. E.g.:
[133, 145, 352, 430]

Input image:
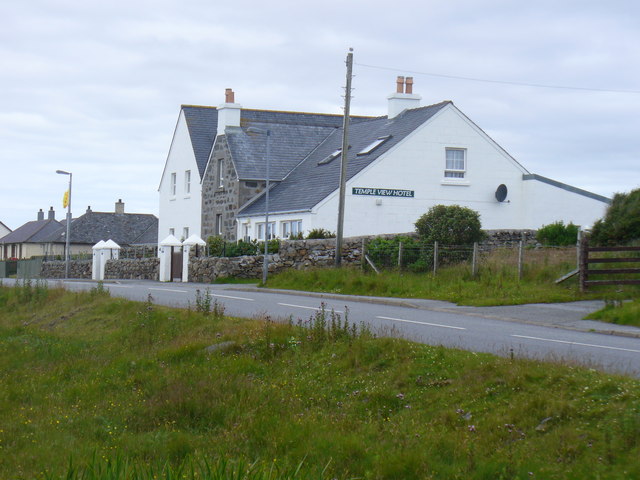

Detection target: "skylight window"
[357, 135, 391, 156]
[318, 149, 342, 165]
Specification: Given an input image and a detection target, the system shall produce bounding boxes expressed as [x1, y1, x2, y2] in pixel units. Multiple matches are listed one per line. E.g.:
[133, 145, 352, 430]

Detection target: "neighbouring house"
[44, 200, 158, 255]
[0, 201, 158, 260]
[159, 77, 610, 243]
[0, 221, 11, 240]
[0, 207, 63, 260]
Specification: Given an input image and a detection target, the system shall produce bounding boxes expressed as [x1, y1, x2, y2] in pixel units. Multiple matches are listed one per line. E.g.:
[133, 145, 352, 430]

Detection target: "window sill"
[169, 196, 176, 201]
[183, 195, 191, 200]
[441, 179, 470, 186]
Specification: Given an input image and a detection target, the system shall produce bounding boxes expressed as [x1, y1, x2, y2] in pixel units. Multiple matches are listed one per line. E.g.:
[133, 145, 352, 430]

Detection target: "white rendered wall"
[158, 111, 203, 242]
[521, 179, 608, 229]
[237, 105, 609, 236]
[311, 105, 607, 235]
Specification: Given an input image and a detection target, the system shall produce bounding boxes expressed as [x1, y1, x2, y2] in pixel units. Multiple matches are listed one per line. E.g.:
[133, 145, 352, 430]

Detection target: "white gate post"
[182, 235, 206, 283]
[101, 240, 121, 280]
[91, 240, 106, 280]
[159, 235, 182, 282]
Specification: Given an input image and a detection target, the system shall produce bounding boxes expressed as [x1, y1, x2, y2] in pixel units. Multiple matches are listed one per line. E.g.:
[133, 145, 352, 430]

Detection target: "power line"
[355, 62, 640, 95]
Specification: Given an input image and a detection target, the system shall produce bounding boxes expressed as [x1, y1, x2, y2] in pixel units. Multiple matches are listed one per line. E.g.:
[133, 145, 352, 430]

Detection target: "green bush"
[225, 240, 259, 257]
[257, 238, 280, 254]
[536, 221, 579, 246]
[206, 235, 225, 256]
[414, 204, 484, 245]
[366, 236, 422, 269]
[306, 228, 336, 239]
[591, 189, 640, 246]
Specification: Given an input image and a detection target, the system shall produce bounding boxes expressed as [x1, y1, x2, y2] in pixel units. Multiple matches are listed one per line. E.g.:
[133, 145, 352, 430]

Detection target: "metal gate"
[17, 258, 43, 279]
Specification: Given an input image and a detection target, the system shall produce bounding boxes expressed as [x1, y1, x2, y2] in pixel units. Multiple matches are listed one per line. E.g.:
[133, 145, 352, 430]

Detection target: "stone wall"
[38, 230, 543, 282]
[104, 258, 159, 280]
[41, 260, 92, 279]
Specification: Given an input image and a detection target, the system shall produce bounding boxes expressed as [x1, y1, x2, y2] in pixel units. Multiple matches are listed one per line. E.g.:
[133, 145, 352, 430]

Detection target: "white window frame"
[444, 148, 466, 179]
[183, 227, 189, 240]
[169, 228, 175, 236]
[184, 170, 191, 194]
[217, 159, 224, 188]
[281, 220, 302, 238]
[215, 214, 223, 236]
[170, 172, 177, 196]
[257, 222, 276, 241]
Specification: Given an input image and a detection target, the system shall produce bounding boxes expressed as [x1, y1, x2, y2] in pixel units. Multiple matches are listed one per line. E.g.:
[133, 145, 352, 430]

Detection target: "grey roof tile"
[181, 106, 373, 181]
[182, 106, 218, 180]
[45, 212, 158, 246]
[239, 102, 451, 216]
[0, 219, 63, 244]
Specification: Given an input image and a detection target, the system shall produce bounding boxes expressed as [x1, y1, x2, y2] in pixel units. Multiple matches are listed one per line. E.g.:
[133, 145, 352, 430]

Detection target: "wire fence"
[365, 240, 579, 279]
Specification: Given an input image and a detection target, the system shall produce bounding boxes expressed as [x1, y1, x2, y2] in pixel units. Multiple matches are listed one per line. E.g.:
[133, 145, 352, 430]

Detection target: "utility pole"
[335, 48, 353, 266]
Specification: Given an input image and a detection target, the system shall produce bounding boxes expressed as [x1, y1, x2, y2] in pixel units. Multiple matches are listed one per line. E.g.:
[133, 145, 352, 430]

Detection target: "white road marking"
[376, 316, 466, 330]
[106, 284, 133, 289]
[278, 303, 342, 313]
[511, 335, 640, 353]
[148, 287, 188, 293]
[212, 293, 254, 301]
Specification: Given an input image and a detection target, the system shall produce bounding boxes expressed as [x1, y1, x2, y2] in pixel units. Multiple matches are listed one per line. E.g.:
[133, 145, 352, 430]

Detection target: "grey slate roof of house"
[0, 219, 63, 244]
[238, 101, 451, 216]
[181, 105, 372, 181]
[46, 212, 158, 246]
[182, 106, 218, 179]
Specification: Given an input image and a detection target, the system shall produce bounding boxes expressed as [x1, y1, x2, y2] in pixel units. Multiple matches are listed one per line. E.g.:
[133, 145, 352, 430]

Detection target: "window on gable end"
[357, 135, 391, 156]
[444, 148, 466, 179]
[170, 172, 177, 196]
[184, 170, 191, 194]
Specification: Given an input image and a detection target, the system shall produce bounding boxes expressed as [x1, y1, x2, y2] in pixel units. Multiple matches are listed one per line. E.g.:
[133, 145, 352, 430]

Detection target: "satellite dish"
[495, 184, 508, 202]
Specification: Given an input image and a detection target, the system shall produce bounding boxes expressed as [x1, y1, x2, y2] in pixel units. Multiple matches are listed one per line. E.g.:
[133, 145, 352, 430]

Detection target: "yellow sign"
[62, 190, 69, 208]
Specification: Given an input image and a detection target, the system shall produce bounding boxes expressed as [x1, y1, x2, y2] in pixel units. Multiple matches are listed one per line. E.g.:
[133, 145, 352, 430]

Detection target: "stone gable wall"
[201, 136, 241, 242]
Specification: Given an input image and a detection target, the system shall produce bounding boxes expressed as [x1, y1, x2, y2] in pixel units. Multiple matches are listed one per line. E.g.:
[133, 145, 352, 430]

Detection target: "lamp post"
[56, 169, 72, 279]
[247, 127, 271, 284]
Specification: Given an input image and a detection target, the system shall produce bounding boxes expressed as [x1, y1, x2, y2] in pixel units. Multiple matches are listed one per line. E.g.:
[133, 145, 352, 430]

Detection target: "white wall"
[522, 179, 608, 229]
[237, 104, 609, 236]
[158, 110, 203, 242]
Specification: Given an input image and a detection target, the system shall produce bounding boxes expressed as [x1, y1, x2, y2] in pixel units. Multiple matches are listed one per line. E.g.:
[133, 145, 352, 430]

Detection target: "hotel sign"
[352, 187, 414, 198]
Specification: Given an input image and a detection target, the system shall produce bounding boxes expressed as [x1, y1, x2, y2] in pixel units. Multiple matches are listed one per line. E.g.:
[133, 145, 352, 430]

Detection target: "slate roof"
[181, 106, 372, 181]
[0, 219, 63, 244]
[45, 212, 158, 246]
[238, 101, 451, 216]
[182, 106, 218, 180]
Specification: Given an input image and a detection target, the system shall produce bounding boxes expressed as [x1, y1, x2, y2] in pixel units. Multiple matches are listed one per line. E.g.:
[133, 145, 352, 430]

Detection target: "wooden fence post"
[361, 238, 367, 271]
[398, 241, 403, 269]
[518, 241, 523, 280]
[472, 242, 478, 277]
[579, 235, 589, 292]
[433, 241, 438, 275]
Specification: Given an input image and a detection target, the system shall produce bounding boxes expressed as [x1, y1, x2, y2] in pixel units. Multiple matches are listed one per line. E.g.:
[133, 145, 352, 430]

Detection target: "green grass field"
[264, 248, 640, 307]
[1, 281, 639, 479]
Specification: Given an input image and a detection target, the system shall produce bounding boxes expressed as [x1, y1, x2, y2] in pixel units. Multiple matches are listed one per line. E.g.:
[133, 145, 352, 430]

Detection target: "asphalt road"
[6, 278, 640, 377]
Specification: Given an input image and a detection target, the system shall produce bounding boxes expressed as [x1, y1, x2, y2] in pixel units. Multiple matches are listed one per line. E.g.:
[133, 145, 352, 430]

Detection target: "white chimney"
[387, 76, 421, 119]
[217, 88, 242, 136]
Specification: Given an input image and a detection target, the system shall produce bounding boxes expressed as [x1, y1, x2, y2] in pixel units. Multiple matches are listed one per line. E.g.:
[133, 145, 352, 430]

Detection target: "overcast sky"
[1, 0, 638, 230]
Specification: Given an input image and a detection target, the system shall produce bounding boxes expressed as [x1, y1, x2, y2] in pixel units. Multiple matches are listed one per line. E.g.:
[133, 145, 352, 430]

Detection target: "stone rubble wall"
[41, 260, 92, 279]
[37, 230, 541, 281]
[104, 258, 159, 281]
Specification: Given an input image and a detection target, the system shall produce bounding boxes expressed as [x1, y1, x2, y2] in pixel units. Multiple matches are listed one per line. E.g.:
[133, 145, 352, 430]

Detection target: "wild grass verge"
[586, 298, 640, 327]
[1, 282, 639, 479]
[265, 248, 640, 305]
